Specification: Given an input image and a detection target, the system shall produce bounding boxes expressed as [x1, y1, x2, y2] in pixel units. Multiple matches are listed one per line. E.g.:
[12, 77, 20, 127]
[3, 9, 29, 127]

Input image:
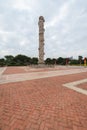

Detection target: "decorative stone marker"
[38, 16, 45, 64]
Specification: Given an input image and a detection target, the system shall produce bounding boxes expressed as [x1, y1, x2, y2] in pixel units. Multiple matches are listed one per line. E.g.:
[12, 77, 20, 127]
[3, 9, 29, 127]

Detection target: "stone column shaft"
[38, 16, 45, 64]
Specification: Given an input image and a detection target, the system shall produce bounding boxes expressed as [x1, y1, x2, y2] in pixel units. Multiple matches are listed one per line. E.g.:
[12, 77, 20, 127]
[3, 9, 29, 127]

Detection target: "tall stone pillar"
[38, 16, 45, 64]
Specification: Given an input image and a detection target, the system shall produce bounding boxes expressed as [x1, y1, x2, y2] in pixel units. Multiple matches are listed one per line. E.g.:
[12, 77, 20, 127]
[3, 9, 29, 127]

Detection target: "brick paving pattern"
[3, 67, 27, 75]
[77, 83, 87, 90]
[0, 66, 87, 130]
[3, 66, 82, 75]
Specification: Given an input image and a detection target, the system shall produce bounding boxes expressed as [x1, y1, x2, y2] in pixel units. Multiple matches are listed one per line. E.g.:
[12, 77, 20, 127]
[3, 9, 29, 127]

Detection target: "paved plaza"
[0, 66, 87, 130]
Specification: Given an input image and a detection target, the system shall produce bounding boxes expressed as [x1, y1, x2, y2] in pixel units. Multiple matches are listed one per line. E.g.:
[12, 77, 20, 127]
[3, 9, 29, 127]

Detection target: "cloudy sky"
[0, 0, 87, 59]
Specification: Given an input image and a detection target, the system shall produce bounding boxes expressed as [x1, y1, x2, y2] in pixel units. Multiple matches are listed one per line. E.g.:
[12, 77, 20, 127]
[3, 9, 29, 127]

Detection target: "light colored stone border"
[0, 68, 87, 85]
[0, 67, 7, 75]
[63, 79, 87, 95]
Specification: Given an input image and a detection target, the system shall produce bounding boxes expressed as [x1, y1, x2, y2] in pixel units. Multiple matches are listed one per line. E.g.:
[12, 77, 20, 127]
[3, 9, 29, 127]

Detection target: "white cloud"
[12, 0, 31, 11]
[45, 2, 69, 27]
[10, 0, 39, 12]
[0, 30, 12, 42]
[0, 49, 14, 57]
[19, 39, 30, 46]
[0, 0, 87, 59]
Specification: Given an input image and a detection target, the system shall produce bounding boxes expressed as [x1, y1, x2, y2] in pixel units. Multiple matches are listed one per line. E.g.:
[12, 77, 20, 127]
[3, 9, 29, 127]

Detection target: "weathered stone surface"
[38, 16, 45, 64]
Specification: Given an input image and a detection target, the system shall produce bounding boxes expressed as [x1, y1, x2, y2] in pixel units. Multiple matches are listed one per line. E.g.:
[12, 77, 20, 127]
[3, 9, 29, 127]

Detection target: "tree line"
[0, 54, 85, 66]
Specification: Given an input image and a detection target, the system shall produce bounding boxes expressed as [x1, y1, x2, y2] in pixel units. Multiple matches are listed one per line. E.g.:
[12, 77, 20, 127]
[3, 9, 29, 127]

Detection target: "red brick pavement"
[0, 72, 87, 130]
[77, 83, 87, 90]
[3, 66, 78, 75]
[3, 67, 26, 75]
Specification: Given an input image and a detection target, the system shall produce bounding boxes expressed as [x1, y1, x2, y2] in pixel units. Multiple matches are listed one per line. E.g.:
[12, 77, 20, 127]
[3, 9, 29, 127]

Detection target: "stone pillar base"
[29, 64, 55, 68]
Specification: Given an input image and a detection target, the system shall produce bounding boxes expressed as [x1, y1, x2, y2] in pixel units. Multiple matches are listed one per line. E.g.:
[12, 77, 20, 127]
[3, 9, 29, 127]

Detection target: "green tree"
[78, 56, 83, 65]
[70, 59, 79, 65]
[45, 58, 52, 65]
[5, 55, 14, 66]
[56, 57, 66, 65]
[13, 54, 30, 66]
[0, 58, 6, 66]
[51, 58, 56, 65]
[31, 57, 38, 64]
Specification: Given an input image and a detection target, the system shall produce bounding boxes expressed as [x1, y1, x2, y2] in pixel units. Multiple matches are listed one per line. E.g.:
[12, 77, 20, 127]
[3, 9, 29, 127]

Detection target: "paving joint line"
[63, 79, 87, 95]
[0, 68, 87, 84]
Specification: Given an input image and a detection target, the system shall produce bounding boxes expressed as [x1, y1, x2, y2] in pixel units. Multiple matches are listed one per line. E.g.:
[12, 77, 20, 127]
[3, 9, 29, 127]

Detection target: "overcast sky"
[0, 0, 87, 59]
